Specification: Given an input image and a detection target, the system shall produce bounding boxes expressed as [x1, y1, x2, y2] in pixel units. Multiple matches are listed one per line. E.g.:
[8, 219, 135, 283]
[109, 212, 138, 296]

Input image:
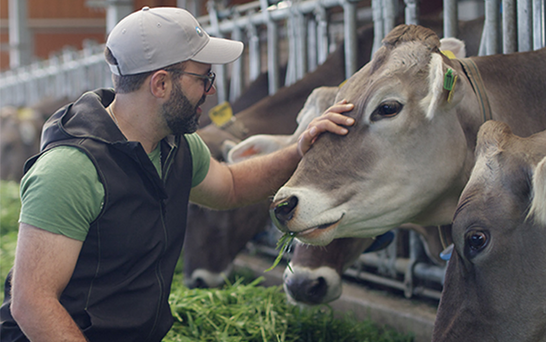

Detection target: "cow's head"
[432, 120, 546, 341]
[271, 25, 477, 245]
[283, 237, 374, 305]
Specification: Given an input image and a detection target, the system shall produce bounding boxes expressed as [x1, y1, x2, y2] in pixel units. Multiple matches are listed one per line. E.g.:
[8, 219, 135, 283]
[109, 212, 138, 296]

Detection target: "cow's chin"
[295, 219, 395, 246]
[294, 220, 341, 246]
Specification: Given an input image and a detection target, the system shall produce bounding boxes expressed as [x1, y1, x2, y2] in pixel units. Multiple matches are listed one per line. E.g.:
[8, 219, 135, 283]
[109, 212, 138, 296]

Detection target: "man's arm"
[190, 101, 354, 209]
[10, 223, 87, 342]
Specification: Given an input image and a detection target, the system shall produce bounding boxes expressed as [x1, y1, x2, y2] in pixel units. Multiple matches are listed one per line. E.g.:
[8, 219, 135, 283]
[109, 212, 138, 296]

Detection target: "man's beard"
[162, 80, 206, 135]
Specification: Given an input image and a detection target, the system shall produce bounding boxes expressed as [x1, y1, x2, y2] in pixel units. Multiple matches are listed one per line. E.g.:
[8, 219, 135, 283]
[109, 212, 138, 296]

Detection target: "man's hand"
[297, 99, 355, 157]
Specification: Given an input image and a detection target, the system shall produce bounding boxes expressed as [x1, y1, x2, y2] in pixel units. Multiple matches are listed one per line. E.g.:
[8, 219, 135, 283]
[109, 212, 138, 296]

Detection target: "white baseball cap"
[106, 6, 244, 76]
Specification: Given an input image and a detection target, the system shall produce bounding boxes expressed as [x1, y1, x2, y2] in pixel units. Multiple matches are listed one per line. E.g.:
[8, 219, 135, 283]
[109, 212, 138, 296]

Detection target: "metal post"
[208, 1, 228, 103]
[260, 0, 279, 95]
[382, 0, 396, 35]
[295, 5, 308, 81]
[106, 0, 134, 34]
[371, 0, 384, 56]
[343, 0, 358, 79]
[485, 0, 500, 55]
[307, 16, 318, 72]
[315, 5, 329, 65]
[229, 12, 244, 102]
[285, 14, 297, 86]
[9, 0, 33, 68]
[443, 0, 458, 38]
[404, 0, 419, 25]
[518, 0, 533, 51]
[533, 0, 545, 49]
[246, 13, 261, 82]
[502, 0, 517, 53]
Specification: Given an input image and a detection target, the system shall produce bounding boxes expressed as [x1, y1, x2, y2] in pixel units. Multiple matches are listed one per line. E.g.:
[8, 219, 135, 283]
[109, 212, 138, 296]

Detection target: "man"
[0, 7, 354, 342]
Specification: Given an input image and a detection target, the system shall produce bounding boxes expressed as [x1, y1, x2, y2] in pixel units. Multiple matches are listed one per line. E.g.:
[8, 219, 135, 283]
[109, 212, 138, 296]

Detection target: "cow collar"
[456, 58, 493, 123]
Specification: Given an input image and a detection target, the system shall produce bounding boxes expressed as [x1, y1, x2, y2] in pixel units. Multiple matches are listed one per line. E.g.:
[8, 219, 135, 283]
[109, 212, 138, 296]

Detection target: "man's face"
[161, 78, 206, 135]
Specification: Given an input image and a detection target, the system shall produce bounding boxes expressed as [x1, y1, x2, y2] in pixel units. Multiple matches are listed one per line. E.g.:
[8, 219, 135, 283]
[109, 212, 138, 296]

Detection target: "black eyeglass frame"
[164, 68, 216, 93]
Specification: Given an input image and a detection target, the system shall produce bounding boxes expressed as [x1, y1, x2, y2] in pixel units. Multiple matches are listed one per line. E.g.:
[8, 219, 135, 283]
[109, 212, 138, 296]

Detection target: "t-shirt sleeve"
[19, 146, 104, 241]
[185, 133, 211, 187]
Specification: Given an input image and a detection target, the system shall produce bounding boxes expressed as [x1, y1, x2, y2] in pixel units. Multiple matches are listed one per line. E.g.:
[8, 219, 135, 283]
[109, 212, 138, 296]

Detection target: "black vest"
[1, 89, 193, 341]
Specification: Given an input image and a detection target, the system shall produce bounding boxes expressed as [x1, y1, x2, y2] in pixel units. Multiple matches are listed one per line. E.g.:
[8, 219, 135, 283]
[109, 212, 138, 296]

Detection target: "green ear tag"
[443, 68, 458, 103]
[444, 68, 455, 91]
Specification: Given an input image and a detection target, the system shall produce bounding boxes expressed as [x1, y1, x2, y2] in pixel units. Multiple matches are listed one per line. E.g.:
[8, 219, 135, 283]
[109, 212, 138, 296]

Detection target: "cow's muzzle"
[270, 196, 298, 231]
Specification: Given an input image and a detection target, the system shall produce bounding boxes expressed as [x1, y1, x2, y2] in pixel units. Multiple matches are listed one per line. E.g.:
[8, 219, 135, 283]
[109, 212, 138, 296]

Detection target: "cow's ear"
[528, 156, 546, 225]
[227, 134, 292, 164]
[421, 53, 464, 120]
[439, 37, 466, 59]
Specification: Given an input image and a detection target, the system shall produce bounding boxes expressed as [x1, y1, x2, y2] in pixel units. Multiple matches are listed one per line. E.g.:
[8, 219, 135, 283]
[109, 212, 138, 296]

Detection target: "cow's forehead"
[339, 41, 433, 104]
[386, 42, 433, 71]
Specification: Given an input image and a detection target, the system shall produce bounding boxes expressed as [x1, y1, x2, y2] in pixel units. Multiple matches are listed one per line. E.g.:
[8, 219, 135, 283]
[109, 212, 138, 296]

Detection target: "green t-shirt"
[19, 133, 210, 241]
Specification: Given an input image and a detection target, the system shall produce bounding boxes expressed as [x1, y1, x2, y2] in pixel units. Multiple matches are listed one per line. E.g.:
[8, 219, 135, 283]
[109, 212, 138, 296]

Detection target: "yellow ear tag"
[338, 79, 348, 88]
[208, 101, 233, 127]
[441, 50, 457, 60]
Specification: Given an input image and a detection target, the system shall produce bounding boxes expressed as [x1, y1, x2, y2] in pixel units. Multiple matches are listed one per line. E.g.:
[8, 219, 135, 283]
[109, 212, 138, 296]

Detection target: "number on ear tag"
[209, 102, 233, 127]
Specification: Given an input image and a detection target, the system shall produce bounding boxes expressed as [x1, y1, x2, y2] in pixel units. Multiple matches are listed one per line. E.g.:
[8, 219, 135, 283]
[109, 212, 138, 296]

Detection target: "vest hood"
[41, 89, 124, 150]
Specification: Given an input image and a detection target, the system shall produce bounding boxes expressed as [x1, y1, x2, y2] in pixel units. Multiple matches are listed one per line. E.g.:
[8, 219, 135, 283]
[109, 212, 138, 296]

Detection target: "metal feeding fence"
[1, 0, 545, 300]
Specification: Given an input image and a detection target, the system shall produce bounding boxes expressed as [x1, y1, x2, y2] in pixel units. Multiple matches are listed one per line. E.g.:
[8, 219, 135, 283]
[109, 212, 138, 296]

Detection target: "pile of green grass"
[165, 276, 413, 342]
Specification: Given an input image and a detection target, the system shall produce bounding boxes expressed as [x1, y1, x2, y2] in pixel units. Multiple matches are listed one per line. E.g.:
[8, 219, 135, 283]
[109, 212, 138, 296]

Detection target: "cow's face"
[271, 25, 474, 245]
[433, 121, 546, 341]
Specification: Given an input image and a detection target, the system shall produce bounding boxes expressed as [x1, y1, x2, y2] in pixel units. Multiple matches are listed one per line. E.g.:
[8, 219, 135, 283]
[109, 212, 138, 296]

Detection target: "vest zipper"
[146, 198, 169, 341]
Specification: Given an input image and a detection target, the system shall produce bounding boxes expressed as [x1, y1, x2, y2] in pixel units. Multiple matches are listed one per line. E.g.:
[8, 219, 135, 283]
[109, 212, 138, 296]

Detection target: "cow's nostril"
[274, 196, 298, 224]
[191, 277, 208, 289]
[286, 275, 327, 305]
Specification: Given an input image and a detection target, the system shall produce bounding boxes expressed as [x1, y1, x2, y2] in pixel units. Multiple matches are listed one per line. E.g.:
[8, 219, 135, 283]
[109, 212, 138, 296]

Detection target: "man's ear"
[149, 70, 170, 98]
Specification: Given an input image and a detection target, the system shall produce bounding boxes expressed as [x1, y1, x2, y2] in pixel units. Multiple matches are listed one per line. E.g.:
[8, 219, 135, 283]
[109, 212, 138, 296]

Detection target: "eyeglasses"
[165, 68, 216, 92]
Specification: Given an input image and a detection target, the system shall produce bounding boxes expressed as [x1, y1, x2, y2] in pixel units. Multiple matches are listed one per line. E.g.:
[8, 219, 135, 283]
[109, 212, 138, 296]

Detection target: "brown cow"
[271, 24, 546, 246]
[432, 121, 546, 342]
[184, 18, 484, 289]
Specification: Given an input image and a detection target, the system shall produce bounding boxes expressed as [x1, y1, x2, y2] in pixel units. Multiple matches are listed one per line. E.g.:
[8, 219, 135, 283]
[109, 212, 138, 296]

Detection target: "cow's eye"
[464, 229, 489, 257]
[370, 101, 403, 121]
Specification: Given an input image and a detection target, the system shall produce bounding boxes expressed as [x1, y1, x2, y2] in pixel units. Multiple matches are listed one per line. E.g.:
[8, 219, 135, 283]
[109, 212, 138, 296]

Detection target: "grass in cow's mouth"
[265, 232, 296, 273]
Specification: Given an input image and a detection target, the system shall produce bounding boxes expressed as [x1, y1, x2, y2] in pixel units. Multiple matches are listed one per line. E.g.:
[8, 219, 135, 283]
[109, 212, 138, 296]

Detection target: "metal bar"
[371, 0, 384, 57]
[207, 2, 228, 104]
[518, 0, 533, 51]
[343, 0, 358, 79]
[404, 0, 419, 25]
[485, 0, 501, 55]
[315, 5, 330, 65]
[502, 0, 517, 53]
[307, 16, 318, 72]
[534, 0, 545, 49]
[382, 0, 396, 35]
[9, 0, 32, 68]
[443, 0, 458, 38]
[246, 14, 261, 82]
[229, 14, 244, 102]
[260, 0, 280, 95]
[295, 5, 308, 81]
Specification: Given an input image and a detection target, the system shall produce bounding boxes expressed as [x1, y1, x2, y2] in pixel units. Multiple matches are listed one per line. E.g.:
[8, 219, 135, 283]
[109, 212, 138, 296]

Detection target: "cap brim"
[191, 37, 244, 64]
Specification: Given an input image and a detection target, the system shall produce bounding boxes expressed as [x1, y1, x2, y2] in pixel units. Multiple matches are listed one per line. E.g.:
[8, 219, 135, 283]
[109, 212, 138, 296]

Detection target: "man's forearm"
[228, 143, 301, 207]
[12, 298, 87, 342]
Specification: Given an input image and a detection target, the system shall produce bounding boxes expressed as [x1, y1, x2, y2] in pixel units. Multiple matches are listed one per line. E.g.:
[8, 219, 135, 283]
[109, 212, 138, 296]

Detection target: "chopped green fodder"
[265, 232, 295, 272]
[165, 277, 414, 342]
